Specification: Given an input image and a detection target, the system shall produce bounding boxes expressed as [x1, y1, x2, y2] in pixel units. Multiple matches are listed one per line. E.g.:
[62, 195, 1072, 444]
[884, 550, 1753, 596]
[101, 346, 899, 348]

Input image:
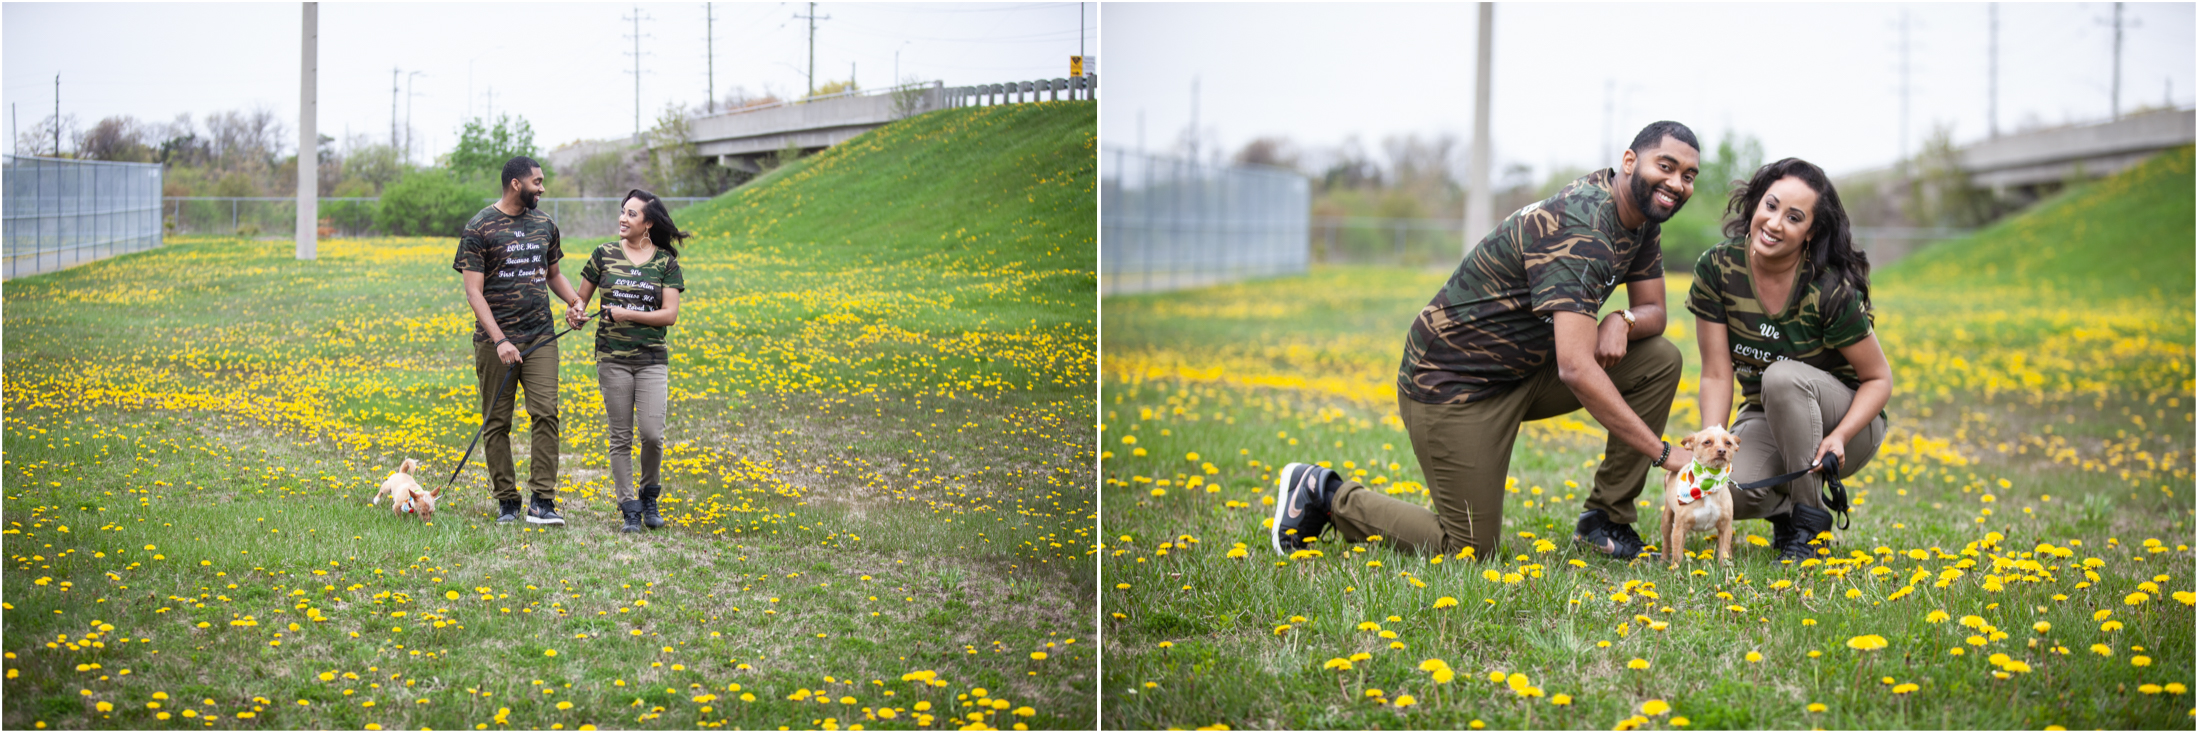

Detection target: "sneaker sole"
[1271, 463, 1307, 557]
[525, 515, 565, 525]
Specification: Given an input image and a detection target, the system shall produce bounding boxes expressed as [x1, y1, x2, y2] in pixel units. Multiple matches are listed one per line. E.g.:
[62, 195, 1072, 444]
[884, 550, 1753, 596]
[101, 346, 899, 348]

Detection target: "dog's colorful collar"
[1673, 460, 1730, 505]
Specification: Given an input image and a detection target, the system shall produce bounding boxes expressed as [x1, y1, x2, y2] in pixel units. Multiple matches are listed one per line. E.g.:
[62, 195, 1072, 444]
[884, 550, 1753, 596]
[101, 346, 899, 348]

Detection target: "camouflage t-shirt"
[1685, 238, 1873, 412]
[453, 205, 564, 345]
[581, 242, 686, 366]
[1396, 168, 1664, 404]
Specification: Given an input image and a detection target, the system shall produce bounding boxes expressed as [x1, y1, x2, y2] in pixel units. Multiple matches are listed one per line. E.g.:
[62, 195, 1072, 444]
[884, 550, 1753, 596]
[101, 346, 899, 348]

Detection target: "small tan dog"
[371, 458, 440, 519]
[1659, 426, 1741, 568]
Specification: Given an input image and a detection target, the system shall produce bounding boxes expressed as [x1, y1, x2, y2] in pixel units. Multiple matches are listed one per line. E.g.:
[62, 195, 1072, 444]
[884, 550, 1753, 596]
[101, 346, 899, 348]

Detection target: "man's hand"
[1595, 314, 1630, 369]
[496, 341, 522, 365]
[565, 304, 591, 329]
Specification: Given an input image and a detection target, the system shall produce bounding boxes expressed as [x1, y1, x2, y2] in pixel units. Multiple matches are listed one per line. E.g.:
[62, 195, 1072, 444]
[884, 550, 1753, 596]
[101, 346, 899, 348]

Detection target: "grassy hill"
[1, 101, 1097, 730]
[1880, 145, 2194, 302]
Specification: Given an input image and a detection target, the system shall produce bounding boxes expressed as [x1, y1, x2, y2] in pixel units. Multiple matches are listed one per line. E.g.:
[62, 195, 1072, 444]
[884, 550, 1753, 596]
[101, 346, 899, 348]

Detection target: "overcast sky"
[1102, 2, 2195, 179]
[3, 1, 1096, 163]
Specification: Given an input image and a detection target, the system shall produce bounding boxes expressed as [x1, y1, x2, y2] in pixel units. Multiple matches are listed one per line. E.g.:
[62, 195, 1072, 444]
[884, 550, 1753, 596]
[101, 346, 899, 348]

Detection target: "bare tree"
[1233, 136, 1300, 170]
[76, 116, 156, 162]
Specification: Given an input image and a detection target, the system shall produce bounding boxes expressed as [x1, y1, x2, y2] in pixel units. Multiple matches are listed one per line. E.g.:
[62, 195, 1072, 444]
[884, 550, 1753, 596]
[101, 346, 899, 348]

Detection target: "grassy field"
[1098, 147, 2195, 729]
[2, 101, 1096, 730]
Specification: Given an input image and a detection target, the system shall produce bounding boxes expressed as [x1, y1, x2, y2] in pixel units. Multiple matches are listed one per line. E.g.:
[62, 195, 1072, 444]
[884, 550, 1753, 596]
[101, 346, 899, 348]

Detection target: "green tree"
[376, 170, 481, 237]
[447, 114, 548, 186]
[642, 103, 735, 196]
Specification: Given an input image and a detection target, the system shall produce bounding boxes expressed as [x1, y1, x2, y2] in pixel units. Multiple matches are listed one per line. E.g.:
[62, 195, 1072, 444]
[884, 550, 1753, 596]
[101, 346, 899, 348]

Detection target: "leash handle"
[1732, 453, 1850, 530]
[443, 309, 604, 490]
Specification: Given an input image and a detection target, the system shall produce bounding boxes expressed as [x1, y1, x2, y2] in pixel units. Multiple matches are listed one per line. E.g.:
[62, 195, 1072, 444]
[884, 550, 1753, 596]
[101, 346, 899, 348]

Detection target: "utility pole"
[2110, 2, 2124, 120]
[484, 87, 495, 123]
[624, 5, 652, 141]
[1602, 78, 1614, 167]
[1187, 75, 1199, 162]
[705, 3, 716, 114]
[1897, 9, 1910, 175]
[298, 3, 317, 260]
[406, 71, 424, 165]
[391, 67, 400, 149]
[53, 74, 60, 156]
[1988, 3, 1999, 138]
[795, 2, 830, 97]
[1465, 1, 1494, 254]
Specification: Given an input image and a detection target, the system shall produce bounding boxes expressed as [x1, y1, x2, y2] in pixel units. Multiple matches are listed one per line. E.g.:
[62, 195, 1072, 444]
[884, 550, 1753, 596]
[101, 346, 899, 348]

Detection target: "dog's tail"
[398, 457, 420, 475]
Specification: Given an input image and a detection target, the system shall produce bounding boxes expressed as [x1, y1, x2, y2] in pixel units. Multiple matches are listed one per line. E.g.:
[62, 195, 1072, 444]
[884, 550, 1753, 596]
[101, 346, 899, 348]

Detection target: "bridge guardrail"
[945, 74, 1096, 107]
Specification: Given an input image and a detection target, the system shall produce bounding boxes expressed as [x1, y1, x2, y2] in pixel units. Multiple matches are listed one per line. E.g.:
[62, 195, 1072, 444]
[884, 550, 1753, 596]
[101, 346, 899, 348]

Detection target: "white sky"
[2, 1, 1097, 162]
[1101, 2, 2196, 178]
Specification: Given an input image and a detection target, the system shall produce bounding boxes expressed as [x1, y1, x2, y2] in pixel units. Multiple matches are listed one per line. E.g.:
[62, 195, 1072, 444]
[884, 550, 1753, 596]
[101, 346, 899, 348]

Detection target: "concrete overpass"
[1960, 108, 2194, 192]
[690, 75, 1096, 172]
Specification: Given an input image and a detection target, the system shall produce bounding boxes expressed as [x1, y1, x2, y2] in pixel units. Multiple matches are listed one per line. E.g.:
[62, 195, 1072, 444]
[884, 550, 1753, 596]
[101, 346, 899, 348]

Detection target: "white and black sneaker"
[1271, 463, 1336, 556]
[526, 496, 566, 526]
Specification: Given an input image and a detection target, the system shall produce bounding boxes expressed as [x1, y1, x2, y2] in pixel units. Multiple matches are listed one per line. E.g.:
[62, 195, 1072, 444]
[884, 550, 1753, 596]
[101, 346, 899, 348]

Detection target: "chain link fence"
[162, 197, 713, 240]
[1100, 147, 1309, 295]
[4, 155, 165, 280]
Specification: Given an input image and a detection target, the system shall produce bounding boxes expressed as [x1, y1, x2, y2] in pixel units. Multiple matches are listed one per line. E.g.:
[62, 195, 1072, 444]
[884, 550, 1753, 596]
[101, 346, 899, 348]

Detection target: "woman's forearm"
[1829, 377, 1891, 445]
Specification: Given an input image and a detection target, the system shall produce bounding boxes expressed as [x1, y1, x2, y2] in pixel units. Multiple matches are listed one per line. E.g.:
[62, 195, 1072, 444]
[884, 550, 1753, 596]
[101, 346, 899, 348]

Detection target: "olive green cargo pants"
[1325, 337, 1682, 560]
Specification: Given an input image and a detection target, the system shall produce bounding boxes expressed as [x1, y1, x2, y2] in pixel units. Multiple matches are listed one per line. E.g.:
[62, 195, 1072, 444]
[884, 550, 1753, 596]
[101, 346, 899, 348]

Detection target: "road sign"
[1070, 56, 1082, 77]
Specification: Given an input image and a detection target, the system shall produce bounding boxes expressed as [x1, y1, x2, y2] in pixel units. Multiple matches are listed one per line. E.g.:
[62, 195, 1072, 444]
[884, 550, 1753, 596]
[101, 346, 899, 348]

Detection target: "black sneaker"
[1271, 463, 1335, 556]
[526, 496, 566, 526]
[496, 499, 523, 524]
[1574, 509, 1652, 561]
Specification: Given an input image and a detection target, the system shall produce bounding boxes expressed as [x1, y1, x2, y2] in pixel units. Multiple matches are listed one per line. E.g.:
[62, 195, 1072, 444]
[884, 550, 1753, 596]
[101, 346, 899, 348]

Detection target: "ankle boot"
[1778, 503, 1835, 562]
[1765, 512, 1797, 555]
[638, 485, 666, 529]
[619, 500, 645, 534]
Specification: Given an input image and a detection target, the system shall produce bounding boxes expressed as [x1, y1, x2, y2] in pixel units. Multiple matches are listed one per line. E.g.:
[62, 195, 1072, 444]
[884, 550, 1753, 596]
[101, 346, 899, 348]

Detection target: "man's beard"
[1629, 173, 1683, 225]
[519, 189, 540, 210]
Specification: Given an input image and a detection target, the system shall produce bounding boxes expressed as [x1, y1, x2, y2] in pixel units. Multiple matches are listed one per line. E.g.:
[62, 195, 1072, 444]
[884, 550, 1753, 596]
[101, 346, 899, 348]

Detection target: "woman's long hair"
[1721, 157, 1872, 315]
[623, 188, 692, 257]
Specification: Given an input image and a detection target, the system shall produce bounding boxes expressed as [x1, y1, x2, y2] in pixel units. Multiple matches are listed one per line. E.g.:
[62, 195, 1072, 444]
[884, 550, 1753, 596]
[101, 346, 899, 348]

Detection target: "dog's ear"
[1679, 434, 1697, 450]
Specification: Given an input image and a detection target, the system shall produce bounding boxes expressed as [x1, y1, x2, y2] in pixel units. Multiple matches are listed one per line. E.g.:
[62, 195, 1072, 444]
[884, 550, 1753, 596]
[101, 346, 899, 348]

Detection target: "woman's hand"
[565, 303, 590, 329]
[600, 307, 620, 324]
[1811, 435, 1846, 473]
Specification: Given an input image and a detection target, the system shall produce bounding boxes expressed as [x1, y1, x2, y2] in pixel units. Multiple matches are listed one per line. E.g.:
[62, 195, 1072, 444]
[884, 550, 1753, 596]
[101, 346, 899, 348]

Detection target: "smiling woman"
[1688, 157, 1892, 560]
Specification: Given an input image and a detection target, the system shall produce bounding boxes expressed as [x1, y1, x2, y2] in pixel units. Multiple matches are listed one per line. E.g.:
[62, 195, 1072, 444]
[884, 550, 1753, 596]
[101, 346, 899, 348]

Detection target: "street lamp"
[895, 41, 911, 88]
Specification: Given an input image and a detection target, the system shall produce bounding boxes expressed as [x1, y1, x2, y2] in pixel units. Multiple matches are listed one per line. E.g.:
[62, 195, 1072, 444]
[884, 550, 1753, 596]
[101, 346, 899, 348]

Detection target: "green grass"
[1098, 147, 2194, 729]
[2, 101, 1096, 730]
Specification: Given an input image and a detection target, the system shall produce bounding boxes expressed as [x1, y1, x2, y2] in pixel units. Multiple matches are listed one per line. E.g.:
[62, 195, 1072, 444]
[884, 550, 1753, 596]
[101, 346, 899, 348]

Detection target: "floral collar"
[1673, 460, 1730, 505]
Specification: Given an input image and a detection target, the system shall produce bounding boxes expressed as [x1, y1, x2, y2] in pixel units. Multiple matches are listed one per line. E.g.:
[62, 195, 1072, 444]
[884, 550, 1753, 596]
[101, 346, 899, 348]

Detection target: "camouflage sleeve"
[547, 221, 564, 267]
[1686, 247, 1727, 324]
[1624, 227, 1664, 283]
[663, 255, 686, 292]
[1524, 215, 1616, 317]
[454, 225, 486, 273]
[1819, 277, 1873, 349]
[581, 245, 604, 287]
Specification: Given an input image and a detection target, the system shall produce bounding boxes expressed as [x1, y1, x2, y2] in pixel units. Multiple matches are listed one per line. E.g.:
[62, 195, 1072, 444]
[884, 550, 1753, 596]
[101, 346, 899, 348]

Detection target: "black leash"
[1731, 453, 1850, 530]
[445, 310, 601, 491]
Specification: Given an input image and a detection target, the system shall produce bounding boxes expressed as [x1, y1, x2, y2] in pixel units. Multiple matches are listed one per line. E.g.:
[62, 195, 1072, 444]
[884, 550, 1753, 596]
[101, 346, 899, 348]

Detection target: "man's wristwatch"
[1617, 309, 1637, 332]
